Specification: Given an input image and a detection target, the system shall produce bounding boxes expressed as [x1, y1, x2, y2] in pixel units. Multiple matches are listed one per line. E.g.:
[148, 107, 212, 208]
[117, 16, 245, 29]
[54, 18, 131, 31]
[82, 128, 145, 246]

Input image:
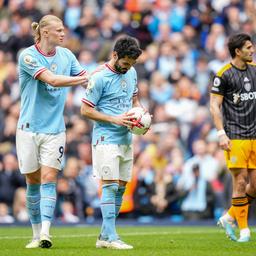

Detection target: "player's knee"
[236, 180, 247, 194]
[41, 171, 57, 183]
[26, 175, 41, 184]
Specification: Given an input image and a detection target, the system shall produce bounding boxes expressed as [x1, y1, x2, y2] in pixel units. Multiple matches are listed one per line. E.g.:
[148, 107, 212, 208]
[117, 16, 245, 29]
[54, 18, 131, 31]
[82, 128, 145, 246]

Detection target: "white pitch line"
[0, 230, 218, 240]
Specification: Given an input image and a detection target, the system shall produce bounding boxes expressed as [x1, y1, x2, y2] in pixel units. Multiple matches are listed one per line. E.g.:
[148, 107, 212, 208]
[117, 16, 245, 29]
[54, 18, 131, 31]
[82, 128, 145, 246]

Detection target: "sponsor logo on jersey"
[240, 92, 256, 101]
[233, 93, 241, 104]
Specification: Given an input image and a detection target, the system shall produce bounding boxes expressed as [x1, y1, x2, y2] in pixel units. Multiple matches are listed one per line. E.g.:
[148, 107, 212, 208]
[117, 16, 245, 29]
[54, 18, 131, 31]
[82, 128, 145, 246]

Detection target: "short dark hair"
[113, 36, 142, 59]
[228, 33, 252, 58]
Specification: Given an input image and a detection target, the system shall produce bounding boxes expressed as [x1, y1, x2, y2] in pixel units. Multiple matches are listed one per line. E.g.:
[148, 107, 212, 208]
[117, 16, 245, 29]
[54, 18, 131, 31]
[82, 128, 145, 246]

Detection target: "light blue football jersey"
[82, 63, 138, 145]
[18, 44, 86, 133]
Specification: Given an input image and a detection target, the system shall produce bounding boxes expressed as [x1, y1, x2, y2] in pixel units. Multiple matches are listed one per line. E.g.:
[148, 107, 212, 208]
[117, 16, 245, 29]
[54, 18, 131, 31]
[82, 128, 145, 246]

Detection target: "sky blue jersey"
[18, 44, 86, 134]
[82, 63, 138, 145]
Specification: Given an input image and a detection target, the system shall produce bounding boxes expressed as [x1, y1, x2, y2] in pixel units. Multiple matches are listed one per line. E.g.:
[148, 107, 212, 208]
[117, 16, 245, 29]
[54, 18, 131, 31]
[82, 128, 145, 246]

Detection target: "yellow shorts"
[224, 140, 256, 169]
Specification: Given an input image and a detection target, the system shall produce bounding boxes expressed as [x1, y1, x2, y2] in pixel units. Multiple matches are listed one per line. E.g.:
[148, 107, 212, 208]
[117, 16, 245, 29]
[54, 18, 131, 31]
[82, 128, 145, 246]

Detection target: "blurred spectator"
[13, 187, 29, 222]
[0, 202, 14, 224]
[0, 153, 26, 207]
[177, 163, 214, 220]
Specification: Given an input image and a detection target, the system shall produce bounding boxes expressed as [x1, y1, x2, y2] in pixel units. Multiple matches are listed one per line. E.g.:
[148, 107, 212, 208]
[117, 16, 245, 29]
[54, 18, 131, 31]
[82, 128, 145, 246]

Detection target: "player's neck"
[231, 58, 247, 70]
[36, 41, 56, 56]
[108, 59, 117, 72]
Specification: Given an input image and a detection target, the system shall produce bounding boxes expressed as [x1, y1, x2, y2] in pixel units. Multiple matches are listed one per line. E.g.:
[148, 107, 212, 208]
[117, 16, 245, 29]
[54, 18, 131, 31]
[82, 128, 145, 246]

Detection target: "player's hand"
[112, 112, 136, 127]
[80, 74, 89, 88]
[219, 134, 231, 151]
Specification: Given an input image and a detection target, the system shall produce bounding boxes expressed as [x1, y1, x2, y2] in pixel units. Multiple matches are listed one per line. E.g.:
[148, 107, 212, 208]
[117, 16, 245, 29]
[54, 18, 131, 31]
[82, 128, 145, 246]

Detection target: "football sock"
[100, 183, 119, 241]
[227, 206, 235, 220]
[115, 186, 126, 218]
[232, 197, 249, 229]
[40, 183, 57, 236]
[26, 184, 41, 239]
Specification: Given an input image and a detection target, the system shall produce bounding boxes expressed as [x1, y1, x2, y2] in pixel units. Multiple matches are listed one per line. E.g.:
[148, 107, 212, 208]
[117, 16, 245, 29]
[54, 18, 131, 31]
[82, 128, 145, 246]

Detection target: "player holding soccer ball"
[81, 36, 149, 249]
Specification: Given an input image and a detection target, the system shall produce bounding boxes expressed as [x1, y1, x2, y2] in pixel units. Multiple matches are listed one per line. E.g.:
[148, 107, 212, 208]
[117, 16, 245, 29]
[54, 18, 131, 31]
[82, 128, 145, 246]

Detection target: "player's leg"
[116, 145, 133, 218]
[115, 181, 126, 218]
[108, 145, 133, 249]
[230, 168, 250, 242]
[40, 166, 58, 248]
[25, 171, 41, 248]
[218, 140, 250, 241]
[16, 129, 42, 248]
[39, 132, 66, 248]
[93, 145, 119, 248]
[238, 170, 256, 242]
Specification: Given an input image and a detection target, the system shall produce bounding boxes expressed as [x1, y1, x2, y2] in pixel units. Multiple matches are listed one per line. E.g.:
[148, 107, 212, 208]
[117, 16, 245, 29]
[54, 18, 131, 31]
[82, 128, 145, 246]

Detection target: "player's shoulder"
[216, 63, 232, 77]
[56, 46, 74, 56]
[91, 64, 108, 78]
[19, 45, 37, 58]
[18, 45, 40, 65]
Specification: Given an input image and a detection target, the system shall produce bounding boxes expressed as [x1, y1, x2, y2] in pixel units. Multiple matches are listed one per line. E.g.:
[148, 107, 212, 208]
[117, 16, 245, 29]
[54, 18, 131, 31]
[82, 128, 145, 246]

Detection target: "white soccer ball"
[127, 107, 152, 135]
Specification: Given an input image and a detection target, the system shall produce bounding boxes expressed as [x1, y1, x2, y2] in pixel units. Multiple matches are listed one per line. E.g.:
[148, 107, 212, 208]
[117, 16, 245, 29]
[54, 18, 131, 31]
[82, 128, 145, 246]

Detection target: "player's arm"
[37, 69, 88, 88]
[210, 93, 231, 151]
[209, 93, 224, 131]
[80, 103, 134, 127]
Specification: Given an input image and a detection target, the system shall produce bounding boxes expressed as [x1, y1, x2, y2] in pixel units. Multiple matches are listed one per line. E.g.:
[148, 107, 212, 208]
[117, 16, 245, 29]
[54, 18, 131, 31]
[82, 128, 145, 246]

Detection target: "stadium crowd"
[0, 0, 255, 224]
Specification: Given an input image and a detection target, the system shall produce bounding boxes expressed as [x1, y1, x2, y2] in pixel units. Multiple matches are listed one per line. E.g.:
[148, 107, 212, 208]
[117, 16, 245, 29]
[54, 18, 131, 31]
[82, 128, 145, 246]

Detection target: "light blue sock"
[115, 186, 126, 218]
[26, 184, 41, 224]
[40, 183, 57, 222]
[100, 183, 119, 241]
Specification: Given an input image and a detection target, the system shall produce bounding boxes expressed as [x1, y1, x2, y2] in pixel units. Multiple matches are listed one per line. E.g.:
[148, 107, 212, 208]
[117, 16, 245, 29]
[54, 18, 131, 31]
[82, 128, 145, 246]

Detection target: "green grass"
[0, 225, 255, 256]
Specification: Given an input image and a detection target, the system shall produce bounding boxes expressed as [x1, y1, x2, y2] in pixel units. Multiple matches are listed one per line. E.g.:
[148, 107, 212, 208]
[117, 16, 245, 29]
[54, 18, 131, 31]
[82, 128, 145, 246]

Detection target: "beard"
[114, 61, 128, 74]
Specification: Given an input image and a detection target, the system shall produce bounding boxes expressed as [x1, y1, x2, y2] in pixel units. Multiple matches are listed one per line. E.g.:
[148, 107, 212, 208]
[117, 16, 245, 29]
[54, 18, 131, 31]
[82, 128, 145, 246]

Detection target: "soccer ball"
[127, 107, 151, 135]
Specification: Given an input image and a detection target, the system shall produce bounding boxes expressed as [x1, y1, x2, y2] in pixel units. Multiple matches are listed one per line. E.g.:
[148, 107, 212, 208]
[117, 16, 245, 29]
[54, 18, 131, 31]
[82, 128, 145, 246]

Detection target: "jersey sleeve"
[81, 74, 103, 107]
[210, 75, 226, 96]
[18, 50, 47, 79]
[68, 50, 87, 76]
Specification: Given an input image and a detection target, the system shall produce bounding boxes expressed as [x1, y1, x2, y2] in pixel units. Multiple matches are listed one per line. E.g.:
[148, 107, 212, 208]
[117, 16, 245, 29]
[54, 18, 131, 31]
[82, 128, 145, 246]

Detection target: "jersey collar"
[105, 63, 121, 74]
[35, 44, 56, 57]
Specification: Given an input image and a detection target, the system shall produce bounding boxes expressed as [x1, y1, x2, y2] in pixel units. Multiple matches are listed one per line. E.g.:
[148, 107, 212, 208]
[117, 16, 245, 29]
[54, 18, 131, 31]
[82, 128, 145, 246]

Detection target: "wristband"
[217, 129, 226, 137]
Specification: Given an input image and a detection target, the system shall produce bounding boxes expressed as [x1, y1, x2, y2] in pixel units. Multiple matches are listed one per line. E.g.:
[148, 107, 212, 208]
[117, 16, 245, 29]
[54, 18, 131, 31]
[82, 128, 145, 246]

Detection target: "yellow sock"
[232, 197, 249, 229]
[227, 206, 235, 219]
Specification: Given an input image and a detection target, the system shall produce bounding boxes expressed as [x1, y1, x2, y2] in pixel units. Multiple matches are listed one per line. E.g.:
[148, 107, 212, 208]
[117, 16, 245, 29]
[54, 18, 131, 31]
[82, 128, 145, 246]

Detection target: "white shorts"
[92, 144, 133, 182]
[16, 129, 66, 174]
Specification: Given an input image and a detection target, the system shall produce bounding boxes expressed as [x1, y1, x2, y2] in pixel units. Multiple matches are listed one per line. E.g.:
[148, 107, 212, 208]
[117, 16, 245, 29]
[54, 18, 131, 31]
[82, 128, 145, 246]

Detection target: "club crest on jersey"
[50, 63, 57, 72]
[121, 80, 127, 89]
[23, 55, 37, 67]
[230, 156, 237, 164]
[244, 82, 251, 92]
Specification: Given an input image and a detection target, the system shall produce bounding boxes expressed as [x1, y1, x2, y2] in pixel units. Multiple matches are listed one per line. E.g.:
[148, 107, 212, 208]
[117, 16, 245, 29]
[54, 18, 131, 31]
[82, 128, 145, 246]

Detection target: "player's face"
[239, 40, 254, 62]
[47, 21, 65, 46]
[114, 56, 137, 74]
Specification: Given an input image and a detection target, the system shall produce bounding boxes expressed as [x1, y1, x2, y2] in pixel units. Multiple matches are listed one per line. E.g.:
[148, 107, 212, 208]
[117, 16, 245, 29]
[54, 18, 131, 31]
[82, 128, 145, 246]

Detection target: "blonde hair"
[31, 15, 62, 43]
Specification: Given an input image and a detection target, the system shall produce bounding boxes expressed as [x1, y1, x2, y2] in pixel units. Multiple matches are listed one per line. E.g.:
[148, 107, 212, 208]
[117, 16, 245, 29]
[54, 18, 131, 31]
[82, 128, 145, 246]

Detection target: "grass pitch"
[0, 225, 255, 256]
